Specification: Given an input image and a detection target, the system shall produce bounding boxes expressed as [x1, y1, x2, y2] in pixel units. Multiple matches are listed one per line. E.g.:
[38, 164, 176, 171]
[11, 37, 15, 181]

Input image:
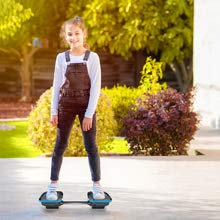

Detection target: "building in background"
[194, 0, 220, 129]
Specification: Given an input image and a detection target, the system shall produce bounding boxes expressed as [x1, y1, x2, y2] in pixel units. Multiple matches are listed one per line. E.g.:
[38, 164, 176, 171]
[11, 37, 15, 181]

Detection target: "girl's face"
[65, 24, 86, 50]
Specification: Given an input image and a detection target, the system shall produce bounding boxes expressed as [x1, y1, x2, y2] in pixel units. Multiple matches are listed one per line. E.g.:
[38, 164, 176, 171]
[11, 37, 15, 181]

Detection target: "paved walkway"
[0, 126, 220, 220]
[1, 155, 220, 220]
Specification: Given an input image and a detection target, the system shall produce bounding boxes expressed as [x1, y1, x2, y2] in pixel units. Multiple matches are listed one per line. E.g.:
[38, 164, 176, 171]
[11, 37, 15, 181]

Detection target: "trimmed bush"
[27, 88, 117, 156]
[122, 88, 199, 156]
[102, 85, 141, 135]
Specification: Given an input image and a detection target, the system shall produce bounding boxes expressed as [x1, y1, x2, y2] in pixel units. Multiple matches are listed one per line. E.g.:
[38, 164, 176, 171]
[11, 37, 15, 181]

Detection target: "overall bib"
[50, 50, 101, 182]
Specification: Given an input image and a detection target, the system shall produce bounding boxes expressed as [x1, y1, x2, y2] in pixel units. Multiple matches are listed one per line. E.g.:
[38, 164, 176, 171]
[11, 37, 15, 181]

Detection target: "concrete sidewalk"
[190, 127, 220, 156]
[1, 155, 220, 220]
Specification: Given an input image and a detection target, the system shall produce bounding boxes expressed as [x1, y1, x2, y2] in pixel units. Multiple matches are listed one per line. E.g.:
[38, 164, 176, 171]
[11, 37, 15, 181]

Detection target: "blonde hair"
[60, 16, 89, 48]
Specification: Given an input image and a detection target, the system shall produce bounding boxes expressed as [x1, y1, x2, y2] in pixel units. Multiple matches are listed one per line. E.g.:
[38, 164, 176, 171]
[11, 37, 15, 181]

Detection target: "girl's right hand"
[51, 115, 58, 126]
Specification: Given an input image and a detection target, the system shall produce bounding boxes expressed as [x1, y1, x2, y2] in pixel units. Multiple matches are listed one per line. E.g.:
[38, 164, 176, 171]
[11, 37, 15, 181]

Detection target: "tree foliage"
[1, 0, 68, 47]
[68, 0, 193, 62]
[68, 0, 193, 91]
[0, 0, 33, 41]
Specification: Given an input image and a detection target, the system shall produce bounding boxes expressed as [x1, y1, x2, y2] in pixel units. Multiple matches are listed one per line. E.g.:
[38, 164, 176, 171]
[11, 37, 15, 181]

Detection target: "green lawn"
[0, 120, 130, 158]
[0, 120, 42, 158]
[107, 137, 131, 154]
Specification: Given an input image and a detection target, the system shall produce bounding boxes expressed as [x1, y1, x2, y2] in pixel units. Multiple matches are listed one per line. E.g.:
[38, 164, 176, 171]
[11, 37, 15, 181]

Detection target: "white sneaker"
[92, 183, 105, 200]
[46, 183, 58, 200]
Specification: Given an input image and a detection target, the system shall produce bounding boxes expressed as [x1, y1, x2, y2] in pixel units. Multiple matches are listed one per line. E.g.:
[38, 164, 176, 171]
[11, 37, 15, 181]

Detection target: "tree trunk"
[134, 50, 147, 87]
[19, 45, 39, 101]
[169, 61, 184, 92]
[169, 56, 193, 92]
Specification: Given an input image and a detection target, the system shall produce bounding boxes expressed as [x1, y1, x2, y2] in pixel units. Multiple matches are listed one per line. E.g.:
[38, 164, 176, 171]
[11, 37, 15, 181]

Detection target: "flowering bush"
[122, 88, 199, 156]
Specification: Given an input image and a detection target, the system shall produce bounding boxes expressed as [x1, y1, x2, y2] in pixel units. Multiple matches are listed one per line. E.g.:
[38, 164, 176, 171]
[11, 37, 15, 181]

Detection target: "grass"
[107, 137, 130, 154]
[0, 120, 42, 158]
[0, 120, 130, 158]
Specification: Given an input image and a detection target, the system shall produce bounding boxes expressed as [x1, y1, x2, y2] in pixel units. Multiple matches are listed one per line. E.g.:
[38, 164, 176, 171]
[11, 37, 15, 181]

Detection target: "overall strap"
[65, 50, 70, 62]
[83, 50, 91, 61]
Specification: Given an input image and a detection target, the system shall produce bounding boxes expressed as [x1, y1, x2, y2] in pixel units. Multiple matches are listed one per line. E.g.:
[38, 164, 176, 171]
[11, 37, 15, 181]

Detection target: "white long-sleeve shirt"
[50, 51, 101, 118]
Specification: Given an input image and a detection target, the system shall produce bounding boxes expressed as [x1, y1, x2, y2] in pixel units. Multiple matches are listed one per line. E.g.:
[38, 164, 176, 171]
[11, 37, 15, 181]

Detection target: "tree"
[0, 0, 69, 101]
[68, 0, 193, 92]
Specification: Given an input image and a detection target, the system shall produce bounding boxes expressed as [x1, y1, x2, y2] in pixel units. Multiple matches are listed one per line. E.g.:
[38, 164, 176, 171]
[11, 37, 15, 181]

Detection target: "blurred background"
[0, 0, 193, 119]
[1, 0, 220, 159]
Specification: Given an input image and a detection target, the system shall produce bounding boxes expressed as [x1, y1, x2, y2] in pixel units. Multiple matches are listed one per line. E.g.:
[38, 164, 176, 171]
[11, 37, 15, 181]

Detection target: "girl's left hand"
[82, 117, 92, 131]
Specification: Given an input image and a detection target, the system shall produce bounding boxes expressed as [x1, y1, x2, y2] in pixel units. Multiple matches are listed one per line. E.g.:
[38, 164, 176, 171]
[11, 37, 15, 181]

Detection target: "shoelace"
[93, 184, 103, 194]
[48, 184, 57, 192]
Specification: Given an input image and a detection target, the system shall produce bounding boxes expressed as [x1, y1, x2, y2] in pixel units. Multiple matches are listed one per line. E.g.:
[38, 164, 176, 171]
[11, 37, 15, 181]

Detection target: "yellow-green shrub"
[139, 57, 167, 95]
[102, 85, 141, 135]
[27, 88, 117, 156]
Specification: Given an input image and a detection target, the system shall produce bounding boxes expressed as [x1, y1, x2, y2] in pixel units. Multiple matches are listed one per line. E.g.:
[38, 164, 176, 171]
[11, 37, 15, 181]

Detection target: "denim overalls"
[50, 50, 100, 182]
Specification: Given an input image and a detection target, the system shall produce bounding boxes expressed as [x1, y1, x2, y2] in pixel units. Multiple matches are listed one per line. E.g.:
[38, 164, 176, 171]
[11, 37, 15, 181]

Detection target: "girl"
[46, 16, 105, 200]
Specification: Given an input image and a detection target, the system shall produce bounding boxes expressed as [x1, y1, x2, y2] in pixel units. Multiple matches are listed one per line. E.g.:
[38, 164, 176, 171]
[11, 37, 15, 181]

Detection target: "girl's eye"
[67, 33, 72, 37]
